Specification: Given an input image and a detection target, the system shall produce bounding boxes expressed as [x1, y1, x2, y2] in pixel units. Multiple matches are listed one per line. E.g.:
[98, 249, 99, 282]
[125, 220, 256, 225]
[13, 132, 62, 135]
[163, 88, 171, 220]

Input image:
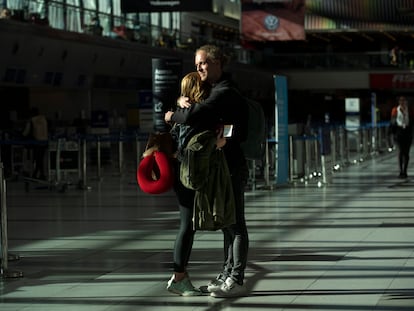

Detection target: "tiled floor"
[1, 150, 414, 310]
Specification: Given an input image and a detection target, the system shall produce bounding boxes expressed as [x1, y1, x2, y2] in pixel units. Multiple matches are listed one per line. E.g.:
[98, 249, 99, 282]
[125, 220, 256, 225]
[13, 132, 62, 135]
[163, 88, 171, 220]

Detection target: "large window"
[4, 0, 180, 45]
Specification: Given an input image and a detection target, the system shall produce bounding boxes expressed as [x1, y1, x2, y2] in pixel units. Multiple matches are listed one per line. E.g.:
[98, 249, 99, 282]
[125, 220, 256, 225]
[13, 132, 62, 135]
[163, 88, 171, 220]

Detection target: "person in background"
[157, 28, 169, 47]
[165, 44, 249, 298]
[0, 8, 11, 19]
[390, 96, 413, 178]
[23, 107, 48, 180]
[390, 46, 399, 66]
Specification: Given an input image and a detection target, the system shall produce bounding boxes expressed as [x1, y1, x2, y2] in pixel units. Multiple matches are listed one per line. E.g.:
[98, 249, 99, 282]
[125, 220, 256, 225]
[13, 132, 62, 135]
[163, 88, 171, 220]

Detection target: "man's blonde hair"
[196, 45, 228, 68]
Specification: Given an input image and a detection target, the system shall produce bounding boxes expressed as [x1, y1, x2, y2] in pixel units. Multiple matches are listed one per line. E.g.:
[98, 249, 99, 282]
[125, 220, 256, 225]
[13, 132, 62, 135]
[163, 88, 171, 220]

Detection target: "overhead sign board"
[121, 0, 212, 13]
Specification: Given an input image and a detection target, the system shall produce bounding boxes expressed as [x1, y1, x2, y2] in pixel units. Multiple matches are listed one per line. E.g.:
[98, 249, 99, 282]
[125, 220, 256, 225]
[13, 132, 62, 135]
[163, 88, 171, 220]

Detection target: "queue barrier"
[95, 123, 389, 187]
[0, 131, 150, 191]
[286, 122, 391, 186]
[1, 124, 393, 277]
[77, 132, 149, 180]
[1, 124, 392, 192]
[246, 122, 391, 189]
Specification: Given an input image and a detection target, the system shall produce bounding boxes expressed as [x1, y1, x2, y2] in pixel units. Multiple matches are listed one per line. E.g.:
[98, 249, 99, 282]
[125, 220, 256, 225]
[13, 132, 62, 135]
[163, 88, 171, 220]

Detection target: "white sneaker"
[210, 277, 247, 298]
[206, 278, 225, 292]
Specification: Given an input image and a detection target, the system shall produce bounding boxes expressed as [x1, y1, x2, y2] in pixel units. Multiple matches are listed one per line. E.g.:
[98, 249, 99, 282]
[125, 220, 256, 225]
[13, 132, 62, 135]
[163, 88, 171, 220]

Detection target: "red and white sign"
[241, 0, 305, 42]
[370, 73, 414, 89]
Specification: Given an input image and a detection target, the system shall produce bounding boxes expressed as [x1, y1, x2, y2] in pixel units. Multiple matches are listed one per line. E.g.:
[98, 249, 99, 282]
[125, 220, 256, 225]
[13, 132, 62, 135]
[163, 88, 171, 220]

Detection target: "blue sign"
[274, 75, 289, 185]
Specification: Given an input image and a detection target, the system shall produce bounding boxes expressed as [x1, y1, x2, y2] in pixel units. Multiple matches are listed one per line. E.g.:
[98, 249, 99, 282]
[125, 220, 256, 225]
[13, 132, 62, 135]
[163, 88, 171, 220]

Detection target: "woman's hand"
[177, 96, 191, 108]
[164, 111, 174, 123]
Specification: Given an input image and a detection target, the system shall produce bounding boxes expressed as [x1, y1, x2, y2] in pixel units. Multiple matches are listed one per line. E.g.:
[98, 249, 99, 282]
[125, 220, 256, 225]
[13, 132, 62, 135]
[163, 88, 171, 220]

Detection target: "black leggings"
[395, 128, 412, 174]
[172, 164, 195, 273]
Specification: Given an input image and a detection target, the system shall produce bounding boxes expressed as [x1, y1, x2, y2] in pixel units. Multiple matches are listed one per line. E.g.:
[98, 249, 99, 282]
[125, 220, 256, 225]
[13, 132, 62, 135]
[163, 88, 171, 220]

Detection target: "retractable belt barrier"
[1, 124, 391, 191]
[249, 122, 391, 189]
[0, 131, 150, 191]
[79, 132, 149, 179]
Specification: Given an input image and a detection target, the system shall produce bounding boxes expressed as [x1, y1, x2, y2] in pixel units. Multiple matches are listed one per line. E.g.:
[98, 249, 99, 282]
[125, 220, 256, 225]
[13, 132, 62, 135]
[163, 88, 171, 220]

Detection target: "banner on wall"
[274, 75, 289, 185]
[370, 73, 414, 89]
[152, 58, 182, 132]
[121, 0, 212, 13]
[241, 0, 305, 42]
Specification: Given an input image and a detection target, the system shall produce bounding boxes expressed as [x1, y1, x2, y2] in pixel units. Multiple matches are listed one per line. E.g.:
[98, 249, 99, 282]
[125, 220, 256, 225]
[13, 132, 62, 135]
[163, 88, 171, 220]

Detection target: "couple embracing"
[164, 44, 250, 298]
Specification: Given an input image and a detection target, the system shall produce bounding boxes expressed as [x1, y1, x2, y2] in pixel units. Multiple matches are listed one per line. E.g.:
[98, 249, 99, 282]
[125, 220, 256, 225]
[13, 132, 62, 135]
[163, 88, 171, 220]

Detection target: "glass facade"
[3, 0, 180, 40]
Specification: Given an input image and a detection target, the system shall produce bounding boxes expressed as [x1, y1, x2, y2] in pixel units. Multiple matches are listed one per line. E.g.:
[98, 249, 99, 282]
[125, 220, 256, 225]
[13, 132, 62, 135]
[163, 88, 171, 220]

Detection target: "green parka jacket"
[180, 130, 235, 231]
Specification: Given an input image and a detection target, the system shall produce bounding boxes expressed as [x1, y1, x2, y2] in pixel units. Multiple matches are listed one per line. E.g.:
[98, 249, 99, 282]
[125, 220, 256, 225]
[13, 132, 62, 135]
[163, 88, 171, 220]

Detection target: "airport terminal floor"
[1, 149, 413, 311]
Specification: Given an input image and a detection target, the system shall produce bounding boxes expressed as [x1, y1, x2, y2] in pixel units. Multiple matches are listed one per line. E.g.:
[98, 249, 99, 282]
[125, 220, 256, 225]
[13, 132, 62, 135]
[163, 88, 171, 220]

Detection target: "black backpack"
[241, 98, 266, 160]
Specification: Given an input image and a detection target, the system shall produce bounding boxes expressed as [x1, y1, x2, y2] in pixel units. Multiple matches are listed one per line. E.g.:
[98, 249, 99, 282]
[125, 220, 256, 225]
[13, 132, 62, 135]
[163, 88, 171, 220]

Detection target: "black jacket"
[171, 73, 248, 172]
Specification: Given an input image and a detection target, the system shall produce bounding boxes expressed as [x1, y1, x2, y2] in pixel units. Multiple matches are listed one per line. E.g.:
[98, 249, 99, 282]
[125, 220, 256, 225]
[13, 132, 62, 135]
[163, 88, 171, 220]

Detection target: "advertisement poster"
[241, 0, 305, 42]
[152, 58, 182, 132]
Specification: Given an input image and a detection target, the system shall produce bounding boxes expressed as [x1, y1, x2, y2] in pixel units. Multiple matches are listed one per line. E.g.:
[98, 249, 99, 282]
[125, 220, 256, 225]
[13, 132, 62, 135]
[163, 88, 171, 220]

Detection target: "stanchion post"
[264, 140, 270, 187]
[82, 139, 87, 187]
[358, 128, 363, 161]
[305, 139, 311, 178]
[365, 128, 370, 157]
[288, 136, 294, 182]
[118, 133, 124, 175]
[344, 129, 350, 164]
[78, 138, 91, 190]
[314, 137, 320, 173]
[77, 138, 82, 181]
[97, 136, 101, 179]
[250, 160, 256, 191]
[378, 126, 383, 151]
[56, 138, 65, 184]
[136, 133, 141, 168]
[0, 162, 23, 278]
[331, 129, 337, 167]
[0, 162, 8, 274]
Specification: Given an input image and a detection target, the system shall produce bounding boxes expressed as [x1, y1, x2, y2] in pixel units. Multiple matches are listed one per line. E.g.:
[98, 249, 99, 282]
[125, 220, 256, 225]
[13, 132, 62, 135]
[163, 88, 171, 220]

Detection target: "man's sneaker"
[206, 277, 225, 292]
[167, 275, 202, 296]
[210, 277, 247, 298]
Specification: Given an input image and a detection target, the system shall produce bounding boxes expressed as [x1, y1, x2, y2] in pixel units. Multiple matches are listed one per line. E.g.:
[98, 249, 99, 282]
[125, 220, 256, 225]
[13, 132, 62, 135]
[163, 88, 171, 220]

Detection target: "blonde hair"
[180, 72, 210, 104]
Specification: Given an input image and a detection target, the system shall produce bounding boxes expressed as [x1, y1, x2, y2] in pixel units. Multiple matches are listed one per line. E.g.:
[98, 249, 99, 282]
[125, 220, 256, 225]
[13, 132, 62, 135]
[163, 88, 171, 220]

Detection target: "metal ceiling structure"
[306, 0, 414, 29]
[303, 0, 414, 49]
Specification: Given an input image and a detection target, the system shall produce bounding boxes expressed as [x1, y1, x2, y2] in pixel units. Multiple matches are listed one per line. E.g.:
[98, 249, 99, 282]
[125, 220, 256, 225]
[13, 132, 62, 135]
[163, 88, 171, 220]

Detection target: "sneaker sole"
[211, 291, 248, 298]
[206, 280, 225, 293]
[167, 286, 202, 296]
[206, 285, 223, 293]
